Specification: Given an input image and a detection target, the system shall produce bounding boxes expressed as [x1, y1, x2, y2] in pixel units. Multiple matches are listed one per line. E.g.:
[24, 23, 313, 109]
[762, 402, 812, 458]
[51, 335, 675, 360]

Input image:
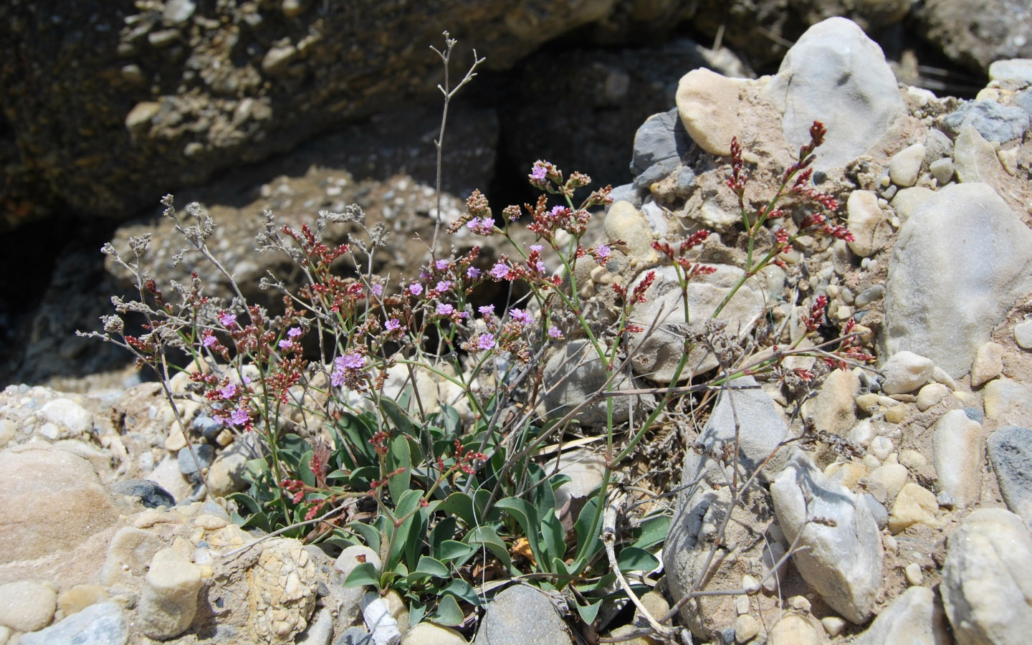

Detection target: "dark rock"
[111, 479, 176, 509]
[987, 426, 1032, 522]
[913, 0, 1032, 74]
[630, 108, 692, 176]
[942, 100, 1030, 142]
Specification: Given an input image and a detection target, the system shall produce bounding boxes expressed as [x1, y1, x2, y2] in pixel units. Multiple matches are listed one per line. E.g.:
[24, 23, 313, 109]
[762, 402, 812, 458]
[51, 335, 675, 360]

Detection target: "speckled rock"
[987, 426, 1032, 522]
[473, 585, 571, 645]
[248, 539, 319, 643]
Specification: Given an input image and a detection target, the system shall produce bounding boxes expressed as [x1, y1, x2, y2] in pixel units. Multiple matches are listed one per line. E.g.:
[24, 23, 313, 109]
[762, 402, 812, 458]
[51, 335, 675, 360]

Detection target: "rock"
[889, 144, 926, 188]
[543, 340, 637, 427]
[990, 59, 1032, 83]
[1015, 321, 1032, 349]
[914, 0, 1032, 73]
[764, 17, 905, 171]
[881, 351, 935, 395]
[0, 580, 56, 632]
[675, 68, 744, 157]
[178, 443, 214, 482]
[473, 585, 571, 645]
[163, 0, 196, 24]
[846, 190, 891, 258]
[987, 426, 1032, 522]
[0, 448, 119, 565]
[809, 369, 859, 435]
[881, 183, 1032, 378]
[1016, 89, 1032, 116]
[19, 602, 127, 645]
[543, 449, 607, 512]
[734, 614, 760, 642]
[855, 284, 885, 308]
[822, 616, 846, 637]
[929, 157, 954, 185]
[932, 410, 984, 508]
[40, 398, 93, 436]
[916, 383, 949, 411]
[868, 463, 909, 503]
[57, 585, 109, 617]
[100, 526, 164, 586]
[207, 449, 249, 497]
[295, 608, 333, 645]
[770, 456, 883, 623]
[984, 378, 1032, 424]
[768, 614, 820, 645]
[953, 125, 1005, 186]
[971, 342, 1005, 388]
[889, 483, 939, 533]
[891, 186, 935, 222]
[604, 201, 656, 261]
[124, 101, 160, 134]
[138, 547, 203, 639]
[943, 100, 1030, 143]
[149, 454, 192, 503]
[941, 509, 1032, 643]
[852, 586, 950, 645]
[110, 479, 176, 509]
[625, 265, 765, 383]
[630, 109, 691, 177]
[403, 623, 468, 645]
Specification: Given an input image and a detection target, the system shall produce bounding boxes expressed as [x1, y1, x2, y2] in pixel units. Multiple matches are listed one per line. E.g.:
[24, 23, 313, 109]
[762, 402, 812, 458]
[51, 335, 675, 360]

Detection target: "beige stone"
[402, 622, 468, 645]
[810, 369, 860, 434]
[916, 383, 949, 411]
[769, 614, 819, 645]
[847, 190, 891, 257]
[890, 483, 938, 533]
[675, 68, 744, 156]
[138, 548, 203, 639]
[0, 581, 56, 632]
[604, 201, 656, 261]
[57, 584, 108, 617]
[735, 614, 760, 643]
[100, 527, 163, 586]
[971, 342, 1005, 388]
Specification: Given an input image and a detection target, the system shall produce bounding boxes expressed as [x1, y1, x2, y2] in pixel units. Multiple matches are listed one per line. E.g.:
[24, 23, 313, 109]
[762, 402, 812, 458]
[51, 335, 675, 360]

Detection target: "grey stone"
[987, 426, 1032, 522]
[630, 108, 690, 176]
[881, 183, 1032, 377]
[863, 493, 889, 530]
[855, 285, 885, 308]
[989, 59, 1032, 84]
[162, 0, 196, 24]
[295, 608, 334, 645]
[963, 407, 984, 423]
[337, 627, 372, 645]
[914, 0, 1032, 73]
[941, 509, 1032, 643]
[110, 479, 176, 509]
[929, 157, 954, 185]
[607, 184, 641, 210]
[1015, 320, 1032, 349]
[942, 100, 1030, 143]
[625, 264, 765, 383]
[764, 17, 906, 170]
[923, 128, 953, 164]
[852, 587, 950, 645]
[473, 585, 571, 645]
[178, 443, 214, 480]
[770, 455, 883, 624]
[19, 602, 127, 645]
[1016, 90, 1032, 116]
[191, 413, 223, 441]
[543, 340, 638, 427]
[634, 158, 681, 192]
[932, 410, 984, 508]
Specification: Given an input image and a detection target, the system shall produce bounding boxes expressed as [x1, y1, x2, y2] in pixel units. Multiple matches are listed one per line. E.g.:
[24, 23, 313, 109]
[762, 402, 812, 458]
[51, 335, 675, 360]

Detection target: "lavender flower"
[435, 259, 449, 271]
[437, 303, 454, 316]
[371, 283, 384, 297]
[219, 312, 236, 327]
[278, 339, 292, 350]
[202, 333, 217, 348]
[467, 266, 481, 279]
[476, 333, 496, 351]
[409, 283, 423, 296]
[287, 327, 302, 338]
[530, 244, 543, 253]
[478, 304, 495, 317]
[596, 244, 611, 261]
[229, 407, 249, 426]
[220, 383, 236, 400]
[385, 318, 401, 332]
[489, 261, 510, 280]
[435, 280, 452, 292]
[548, 326, 563, 339]
[510, 308, 533, 325]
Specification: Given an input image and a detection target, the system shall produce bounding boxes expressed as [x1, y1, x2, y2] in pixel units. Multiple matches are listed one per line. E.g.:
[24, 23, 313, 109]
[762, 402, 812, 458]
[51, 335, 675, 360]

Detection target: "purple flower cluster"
[331, 352, 367, 388]
[466, 217, 495, 235]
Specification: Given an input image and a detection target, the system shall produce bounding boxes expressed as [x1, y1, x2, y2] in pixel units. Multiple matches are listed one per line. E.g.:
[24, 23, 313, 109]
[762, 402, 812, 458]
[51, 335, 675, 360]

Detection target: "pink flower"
[337, 353, 366, 370]
[435, 280, 452, 292]
[467, 266, 481, 279]
[548, 326, 563, 339]
[229, 407, 249, 426]
[371, 283, 383, 297]
[530, 244, 543, 253]
[510, 309, 533, 325]
[435, 259, 450, 271]
[478, 304, 495, 317]
[530, 163, 548, 183]
[287, 327, 303, 338]
[385, 318, 401, 332]
[219, 312, 236, 327]
[202, 332, 217, 348]
[489, 261, 510, 280]
[409, 283, 423, 296]
[476, 333, 496, 351]
[596, 244, 611, 261]
[220, 383, 236, 400]
[278, 339, 292, 350]
[437, 303, 454, 316]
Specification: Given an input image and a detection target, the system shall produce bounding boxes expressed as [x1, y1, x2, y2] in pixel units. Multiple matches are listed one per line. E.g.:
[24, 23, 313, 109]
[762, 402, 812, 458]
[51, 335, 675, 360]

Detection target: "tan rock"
[100, 527, 163, 586]
[139, 548, 202, 639]
[769, 614, 820, 645]
[0, 581, 56, 632]
[971, 342, 1005, 388]
[890, 483, 939, 533]
[57, 584, 108, 617]
[810, 369, 860, 434]
[675, 68, 744, 156]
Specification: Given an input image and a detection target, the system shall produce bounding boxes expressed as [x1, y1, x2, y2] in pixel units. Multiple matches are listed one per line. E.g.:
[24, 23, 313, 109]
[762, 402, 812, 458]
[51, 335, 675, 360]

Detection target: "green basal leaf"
[298, 449, 316, 487]
[387, 435, 412, 503]
[440, 404, 462, 439]
[574, 598, 603, 624]
[381, 397, 415, 437]
[631, 515, 671, 550]
[343, 561, 379, 589]
[431, 594, 464, 626]
[405, 507, 428, 571]
[278, 433, 309, 467]
[415, 556, 450, 578]
[429, 517, 458, 557]
[437, 492, 475, 527]
[437, 540, 475, 564]
[442, 578, 480, 607]
[574, 497, 603, 561]
[408, 601, 427, 629]
[227, 492, 262, 516]
[540, 511, 567, 567]
[388, 489, 423, 571]
[617, 547, 659, 572]
[495, 497, 546, 572]
[347, 521, 382, 553]
[549, 473, 572, 491]
[463, 525, 513, 572]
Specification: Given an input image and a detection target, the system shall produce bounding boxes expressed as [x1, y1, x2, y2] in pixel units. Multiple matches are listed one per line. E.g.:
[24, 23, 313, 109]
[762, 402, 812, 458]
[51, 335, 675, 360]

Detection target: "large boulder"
[913, 0, 1032, 74]
[881, 183, 1032, 377]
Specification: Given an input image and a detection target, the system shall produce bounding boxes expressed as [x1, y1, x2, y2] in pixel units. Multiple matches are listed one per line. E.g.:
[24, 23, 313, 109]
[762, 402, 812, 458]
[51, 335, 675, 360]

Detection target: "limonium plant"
[85, 33, 871, 642]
